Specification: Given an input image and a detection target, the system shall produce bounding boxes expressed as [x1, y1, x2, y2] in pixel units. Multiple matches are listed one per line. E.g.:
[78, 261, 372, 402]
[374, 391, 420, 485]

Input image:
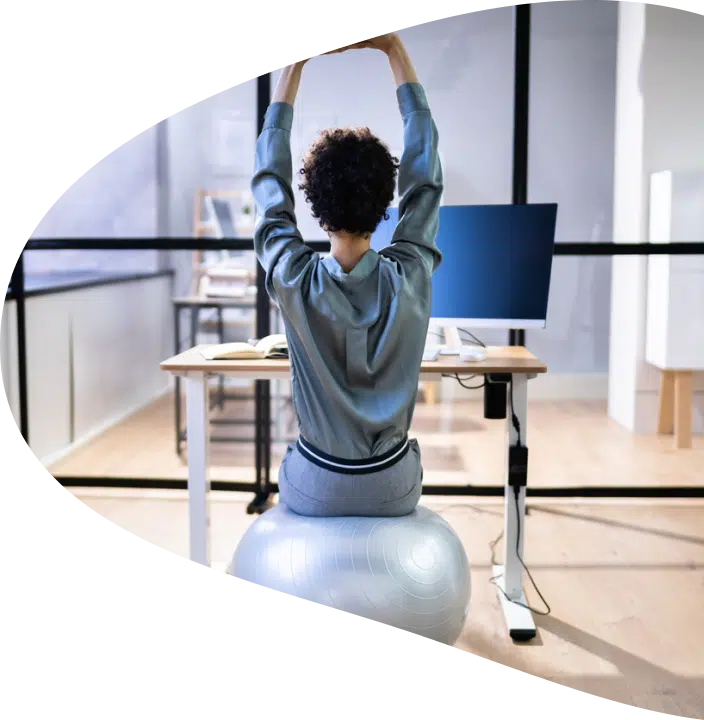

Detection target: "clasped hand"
[323, 33, 399, 57]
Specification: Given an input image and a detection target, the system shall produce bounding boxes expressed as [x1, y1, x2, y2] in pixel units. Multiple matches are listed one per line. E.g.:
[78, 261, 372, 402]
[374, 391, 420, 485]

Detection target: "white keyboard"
[422, 347, 441, 362]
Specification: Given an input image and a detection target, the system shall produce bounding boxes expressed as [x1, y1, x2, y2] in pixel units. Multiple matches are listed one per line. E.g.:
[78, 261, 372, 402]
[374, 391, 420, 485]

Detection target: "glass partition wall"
[3, 3, 703, 501]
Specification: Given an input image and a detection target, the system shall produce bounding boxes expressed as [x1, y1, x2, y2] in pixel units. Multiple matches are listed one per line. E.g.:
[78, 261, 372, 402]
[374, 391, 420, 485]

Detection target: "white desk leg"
[186, 372, 211, 567]
[492, 373, 536, 641]
[274, 308, 282, 443]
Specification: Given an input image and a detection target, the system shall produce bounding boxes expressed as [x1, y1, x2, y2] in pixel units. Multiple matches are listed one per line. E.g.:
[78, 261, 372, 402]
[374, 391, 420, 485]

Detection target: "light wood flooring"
[72, 487, 704, 718]
[56, 391, 704, 716]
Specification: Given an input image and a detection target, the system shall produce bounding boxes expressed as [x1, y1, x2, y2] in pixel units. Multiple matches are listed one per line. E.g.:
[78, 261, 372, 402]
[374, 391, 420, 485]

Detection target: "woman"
[251, 33, 443, 516]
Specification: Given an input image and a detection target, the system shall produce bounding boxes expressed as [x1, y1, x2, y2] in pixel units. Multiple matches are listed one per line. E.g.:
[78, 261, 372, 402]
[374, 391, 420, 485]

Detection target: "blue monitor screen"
[371, 203, 558, 328]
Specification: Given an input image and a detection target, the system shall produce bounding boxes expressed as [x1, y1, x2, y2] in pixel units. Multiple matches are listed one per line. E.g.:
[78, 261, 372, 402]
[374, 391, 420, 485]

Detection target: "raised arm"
[374, 35, 443, 274]
[251, 43, 376, 302]
[251, 62, 315, 302]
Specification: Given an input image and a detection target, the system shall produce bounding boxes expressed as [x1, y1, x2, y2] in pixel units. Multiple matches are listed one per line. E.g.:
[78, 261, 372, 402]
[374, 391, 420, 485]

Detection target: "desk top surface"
[161, 345, 547, 375]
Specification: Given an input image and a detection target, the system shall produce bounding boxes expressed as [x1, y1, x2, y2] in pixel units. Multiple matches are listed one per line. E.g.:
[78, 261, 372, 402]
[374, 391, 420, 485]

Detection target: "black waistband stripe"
[296, 436, 410, 475]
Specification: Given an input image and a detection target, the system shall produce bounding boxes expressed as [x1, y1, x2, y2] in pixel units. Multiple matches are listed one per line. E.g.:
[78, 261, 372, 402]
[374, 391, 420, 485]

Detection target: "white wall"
[526, 0, 617, 375]
[640, 3, 704, 431]
[609, 2, 704, 434]
[646, 171, 704, 370]
[608, 1, 647, 432]
[1, 299, 20, 426]
[69, 278, 173, 444]
[6, 277, 174, 464]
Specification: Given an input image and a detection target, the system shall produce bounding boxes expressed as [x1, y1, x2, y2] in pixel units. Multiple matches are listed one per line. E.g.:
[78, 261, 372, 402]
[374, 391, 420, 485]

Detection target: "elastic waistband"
[296, 435, 410, 475]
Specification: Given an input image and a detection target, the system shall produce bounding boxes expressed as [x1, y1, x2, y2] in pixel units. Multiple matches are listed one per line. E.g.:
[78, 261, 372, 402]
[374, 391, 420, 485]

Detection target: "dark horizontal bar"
[26, 238, 258, 251]
[54, 475, 704, 499]
[176, 300, 257, 309]
[56, 477, 262, 493]
[210, 437, 259, 443]
[209, 419, 291, 427]
[552, 242, 704, 256]
[5, 266, 175, 300]
[206, 437, 295, 444]
[423, 485, 704, 498]
[215, 393, 257, 401]
[24, 238, 704, 256]
[25, 238, 331, 253]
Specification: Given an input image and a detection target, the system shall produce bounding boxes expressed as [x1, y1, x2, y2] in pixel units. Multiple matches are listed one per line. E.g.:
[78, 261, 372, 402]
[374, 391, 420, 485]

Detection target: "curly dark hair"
[299, 127, 399, 236]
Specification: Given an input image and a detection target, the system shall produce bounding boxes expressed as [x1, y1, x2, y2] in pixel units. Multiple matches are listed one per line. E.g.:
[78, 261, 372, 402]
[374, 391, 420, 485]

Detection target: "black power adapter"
[508, 445, 528, 488]
[484, 373, 511, 419]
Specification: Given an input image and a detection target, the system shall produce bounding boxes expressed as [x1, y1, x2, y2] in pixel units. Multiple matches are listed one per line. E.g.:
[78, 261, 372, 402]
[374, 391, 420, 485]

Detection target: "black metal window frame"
[8, 5, 704, 499]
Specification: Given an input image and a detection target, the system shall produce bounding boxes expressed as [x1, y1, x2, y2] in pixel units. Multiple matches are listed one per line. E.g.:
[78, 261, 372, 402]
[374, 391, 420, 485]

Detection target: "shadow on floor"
[460, 614, 704, 718]
[530, 505, 704, 547]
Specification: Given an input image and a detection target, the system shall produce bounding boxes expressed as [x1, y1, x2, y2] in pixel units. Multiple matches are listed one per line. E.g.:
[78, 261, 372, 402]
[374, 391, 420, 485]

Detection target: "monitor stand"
[443, 326, 463, 354]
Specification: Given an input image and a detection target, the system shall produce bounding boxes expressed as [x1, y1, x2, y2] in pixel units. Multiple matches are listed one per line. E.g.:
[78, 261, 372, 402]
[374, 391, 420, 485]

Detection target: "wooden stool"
[422, 381, 438, 405]
[657, 370, 693, 449]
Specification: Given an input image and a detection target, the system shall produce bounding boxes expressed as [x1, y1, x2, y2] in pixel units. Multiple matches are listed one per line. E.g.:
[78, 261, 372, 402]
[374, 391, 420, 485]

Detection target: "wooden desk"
[161, 345, 547, 641]
[163, 344, 545, 377]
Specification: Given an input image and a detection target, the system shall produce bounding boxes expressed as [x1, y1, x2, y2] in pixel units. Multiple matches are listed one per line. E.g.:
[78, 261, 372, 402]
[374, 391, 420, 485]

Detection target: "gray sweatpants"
[278, 439, 423, 517]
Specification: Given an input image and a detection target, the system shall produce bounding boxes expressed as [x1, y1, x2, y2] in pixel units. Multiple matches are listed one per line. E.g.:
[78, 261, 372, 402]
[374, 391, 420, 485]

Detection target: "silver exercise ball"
[229, 503, 471, 645]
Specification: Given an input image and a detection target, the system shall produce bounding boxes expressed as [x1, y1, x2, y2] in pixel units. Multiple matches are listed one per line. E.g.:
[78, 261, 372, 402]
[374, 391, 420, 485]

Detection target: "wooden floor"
[72, 487, 704, 718]
[56, 391, 704, 715]
[51, 391, 704, 488]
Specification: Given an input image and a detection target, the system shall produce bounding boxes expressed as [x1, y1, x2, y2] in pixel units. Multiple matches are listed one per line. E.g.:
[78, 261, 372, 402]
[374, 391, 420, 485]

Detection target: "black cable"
[508, 376, 521, 446]
[458, 328, 486, 347]
[488, 489, 551, 618]
[486, 377, 549, 617]
[442, 373, 485, 390]
[434, 372, 552, 616]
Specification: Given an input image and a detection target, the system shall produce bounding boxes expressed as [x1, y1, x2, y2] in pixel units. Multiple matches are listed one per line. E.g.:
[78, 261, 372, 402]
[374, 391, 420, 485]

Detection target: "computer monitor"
[371, 203, 558, 330]
[205, 196, 237, 239]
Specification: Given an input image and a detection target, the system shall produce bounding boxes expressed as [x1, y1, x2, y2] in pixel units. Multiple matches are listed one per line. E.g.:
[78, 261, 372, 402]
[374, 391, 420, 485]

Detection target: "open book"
[199, 334, 288, 361]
